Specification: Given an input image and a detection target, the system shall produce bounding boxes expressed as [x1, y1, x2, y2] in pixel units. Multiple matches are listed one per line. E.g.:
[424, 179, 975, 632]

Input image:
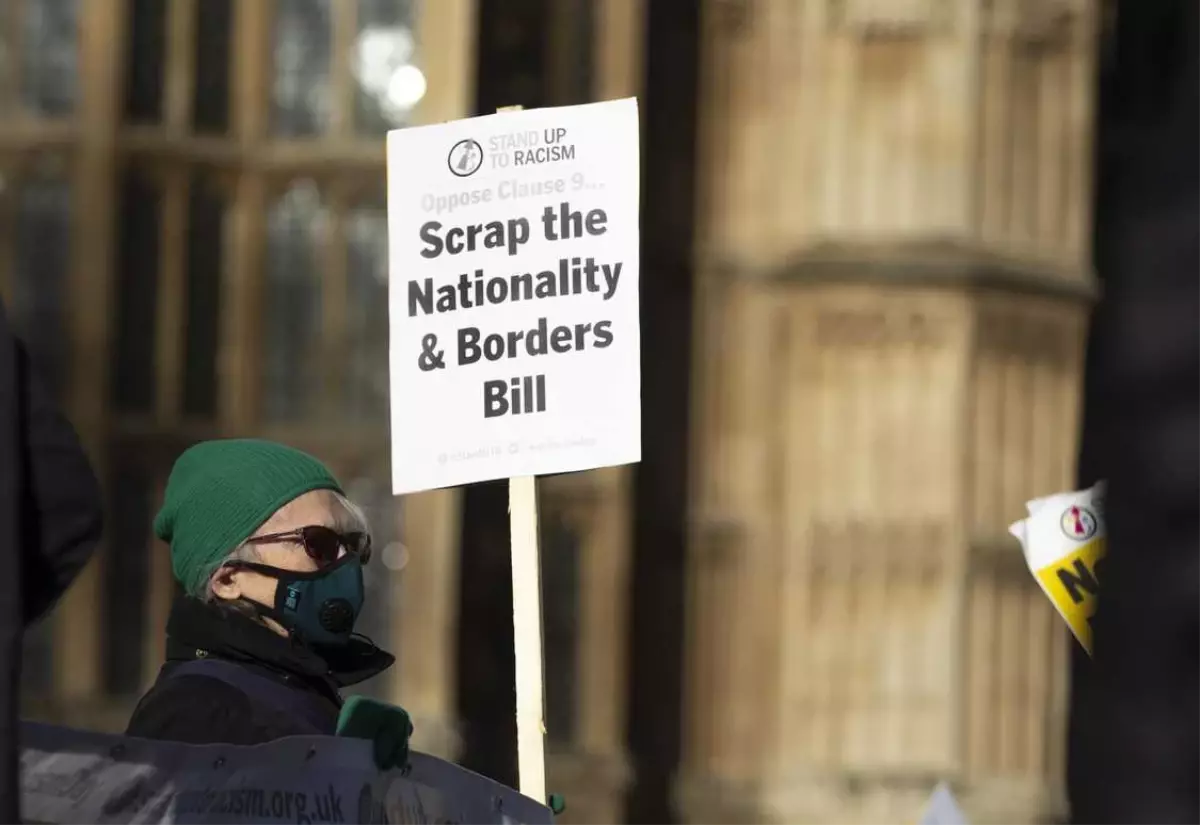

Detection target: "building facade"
[0, 1, 1099, 822]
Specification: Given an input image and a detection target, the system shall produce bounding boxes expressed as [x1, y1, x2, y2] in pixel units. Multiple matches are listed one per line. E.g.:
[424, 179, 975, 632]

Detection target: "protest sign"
[387, 98, 642, 804]
[917, 783, 969, 825]
[385, 98, 641, 495]
[20, 721, 552, 824]
[1008, 482, 1106, 654]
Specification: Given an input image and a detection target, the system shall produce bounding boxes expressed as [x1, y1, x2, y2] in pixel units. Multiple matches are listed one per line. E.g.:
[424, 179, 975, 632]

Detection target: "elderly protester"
[126, 438, 410, 769]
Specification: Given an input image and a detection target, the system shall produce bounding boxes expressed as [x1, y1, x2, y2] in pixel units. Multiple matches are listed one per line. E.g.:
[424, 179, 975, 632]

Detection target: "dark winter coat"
[0, 300, 104, 822]
[126, 597, 393, 745]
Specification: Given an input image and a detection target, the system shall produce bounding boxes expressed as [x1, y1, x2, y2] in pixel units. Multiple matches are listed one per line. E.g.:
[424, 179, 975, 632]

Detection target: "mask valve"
[318, 598, 356, 633]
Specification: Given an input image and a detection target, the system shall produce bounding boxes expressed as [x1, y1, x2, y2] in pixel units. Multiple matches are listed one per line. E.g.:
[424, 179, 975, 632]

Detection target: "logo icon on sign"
[447, 138, 484, 177]
[1060, 505, 1097, 541]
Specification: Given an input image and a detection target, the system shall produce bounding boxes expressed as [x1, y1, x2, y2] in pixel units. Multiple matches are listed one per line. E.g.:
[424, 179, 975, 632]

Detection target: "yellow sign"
[1033, 536, 1105, 654]
[1009, 482, 1106, 656]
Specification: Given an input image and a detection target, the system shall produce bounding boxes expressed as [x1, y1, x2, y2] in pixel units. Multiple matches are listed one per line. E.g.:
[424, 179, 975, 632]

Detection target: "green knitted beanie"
[154, 439, 344, 596]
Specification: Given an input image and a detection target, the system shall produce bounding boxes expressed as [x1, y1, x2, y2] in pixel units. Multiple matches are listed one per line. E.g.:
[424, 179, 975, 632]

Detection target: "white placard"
[918, 783, 969, 825]
[20, 722, 552, 824]
[386, 98, 641, 495]
[1008, 482, 1106, 654]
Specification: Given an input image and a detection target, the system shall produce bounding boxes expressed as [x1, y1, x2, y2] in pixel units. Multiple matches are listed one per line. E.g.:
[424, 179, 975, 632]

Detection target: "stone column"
[678, 1, 1097, 822]
[388, 0, 478, 761]
[542, 468, 635, 824]
[53, 0, 127, 705]
[541, 2, 641, 821]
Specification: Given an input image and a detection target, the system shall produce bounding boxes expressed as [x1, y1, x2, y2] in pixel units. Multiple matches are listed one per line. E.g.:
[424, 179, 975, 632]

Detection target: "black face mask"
[232, 555, 366, 646]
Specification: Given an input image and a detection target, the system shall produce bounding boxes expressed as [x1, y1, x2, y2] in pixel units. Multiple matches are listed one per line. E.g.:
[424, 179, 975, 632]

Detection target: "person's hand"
[335, 695, 414, 770]
[548, 793, 566, 816]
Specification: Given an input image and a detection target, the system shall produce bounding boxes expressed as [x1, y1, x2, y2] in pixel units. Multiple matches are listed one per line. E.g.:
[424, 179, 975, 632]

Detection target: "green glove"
[336, 695, 414, 771]
[548, 793, 566, 816]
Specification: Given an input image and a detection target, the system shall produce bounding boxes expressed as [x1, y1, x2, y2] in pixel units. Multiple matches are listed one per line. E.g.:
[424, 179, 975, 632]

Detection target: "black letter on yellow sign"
[1057, 558, 1100, 605]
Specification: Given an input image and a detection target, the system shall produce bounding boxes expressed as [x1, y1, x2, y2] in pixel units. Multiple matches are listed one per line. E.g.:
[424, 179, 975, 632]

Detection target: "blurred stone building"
[0, 0, 1101, 822]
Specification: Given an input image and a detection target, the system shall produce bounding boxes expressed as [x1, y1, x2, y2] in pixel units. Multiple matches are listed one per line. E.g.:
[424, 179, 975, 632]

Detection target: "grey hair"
[200, 542, 263, 617]
[200, 491, 373, 608]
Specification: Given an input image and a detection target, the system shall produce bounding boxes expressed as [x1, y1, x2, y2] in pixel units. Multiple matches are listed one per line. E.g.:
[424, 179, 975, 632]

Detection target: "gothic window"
[263, 181, 325, 422]
[182, 176, 225, 418]
[271, 0, 333, 137]
[192, 0, 232, 133]
[11, 165, 71, 398]
[354, 0, 422, 135]
[19, 0, 79, 117]
[123, 0, 165, 122]
[0, 0, 471, 717]
[345, 189, 389, 423]
[110, 166, 162, 413]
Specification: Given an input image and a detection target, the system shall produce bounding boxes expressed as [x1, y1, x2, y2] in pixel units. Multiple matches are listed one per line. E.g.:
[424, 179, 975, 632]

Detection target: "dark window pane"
[557, 0, 594, 105]
[191, 0, 231, 133]
[455, 481, 517, 786]
[103, 459, 151, 696]
[357, 0, 414, 28]
[353, 0, 420, 135]
[11, 174, 71, 400]
[542, 510, 580, 744]
[474, 0, 549, 113]
[22, 0, 79, 116]
[263, 181, 323, 422]
[123, 0, 165, 122]
[182, 178, 224, 418]
[270, 0, 331, 137]
[345, 195, 388, 423]
[111, 167, 161, 413]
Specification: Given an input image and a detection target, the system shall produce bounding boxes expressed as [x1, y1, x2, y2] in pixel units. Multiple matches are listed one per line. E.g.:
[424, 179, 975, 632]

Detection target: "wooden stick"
[497, 103, 548, 804]
[508, 474, 547, 803]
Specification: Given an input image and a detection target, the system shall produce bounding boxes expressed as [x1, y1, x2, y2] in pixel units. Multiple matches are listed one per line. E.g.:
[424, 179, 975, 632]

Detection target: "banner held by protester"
[20, 722, 552, 824]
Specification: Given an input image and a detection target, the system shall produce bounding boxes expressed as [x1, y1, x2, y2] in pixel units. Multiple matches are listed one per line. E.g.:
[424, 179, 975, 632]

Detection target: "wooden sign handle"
[497, 103, 548, 806]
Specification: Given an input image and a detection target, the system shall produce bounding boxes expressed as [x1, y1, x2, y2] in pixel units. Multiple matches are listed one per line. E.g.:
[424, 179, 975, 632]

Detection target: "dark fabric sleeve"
[125, 675, 293, 747]
[14, 335, 103, 624]
[1069, 1, 1200, 822]
[0, 304, 23, 825]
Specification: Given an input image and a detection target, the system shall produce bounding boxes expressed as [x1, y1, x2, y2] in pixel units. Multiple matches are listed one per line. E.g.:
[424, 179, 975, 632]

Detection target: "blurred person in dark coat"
[1070, 1, 1198, 822]
[0, 299, 104, 822]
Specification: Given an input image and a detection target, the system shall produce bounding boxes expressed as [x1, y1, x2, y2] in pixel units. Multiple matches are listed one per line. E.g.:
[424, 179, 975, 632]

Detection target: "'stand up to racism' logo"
[447, 138, 484, 177]
[1060, 505, 1098, 542]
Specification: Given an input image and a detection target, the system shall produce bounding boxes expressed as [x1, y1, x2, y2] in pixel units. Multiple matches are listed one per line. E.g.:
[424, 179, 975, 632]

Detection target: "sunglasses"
[243, 525, 371, 566]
